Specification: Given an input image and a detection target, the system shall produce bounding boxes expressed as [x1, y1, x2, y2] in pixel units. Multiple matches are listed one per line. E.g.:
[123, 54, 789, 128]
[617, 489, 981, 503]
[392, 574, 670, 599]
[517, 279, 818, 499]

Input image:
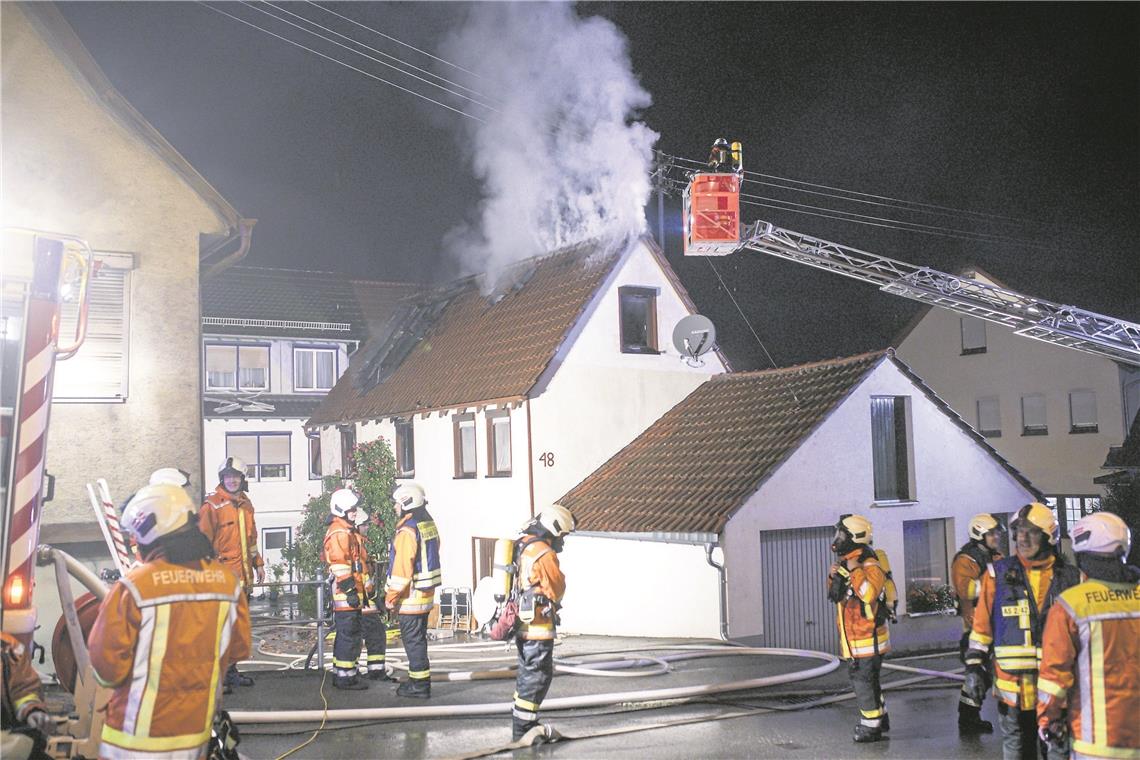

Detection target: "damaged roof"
[307, 238, 628, 425]
[560, 350, 1040, 535]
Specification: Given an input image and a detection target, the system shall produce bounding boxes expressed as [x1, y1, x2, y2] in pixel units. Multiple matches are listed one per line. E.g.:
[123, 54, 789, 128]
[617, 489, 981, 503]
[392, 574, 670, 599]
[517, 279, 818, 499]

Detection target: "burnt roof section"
[201, 266, 417, 340]
[308, 239, 626, 425]
[561, 350, 1040, 535]
[202, 394, 325, 420]
[1103, 412, 1140, 471]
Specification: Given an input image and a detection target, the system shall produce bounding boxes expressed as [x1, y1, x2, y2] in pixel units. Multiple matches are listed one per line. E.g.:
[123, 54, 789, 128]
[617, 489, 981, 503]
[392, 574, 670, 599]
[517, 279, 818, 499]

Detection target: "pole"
[656, 149, 666, 250]
[315, 579, 326, 670]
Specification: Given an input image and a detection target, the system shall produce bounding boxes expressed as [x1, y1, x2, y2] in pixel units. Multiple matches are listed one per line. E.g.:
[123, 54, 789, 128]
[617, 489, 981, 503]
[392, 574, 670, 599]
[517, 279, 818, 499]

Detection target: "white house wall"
[724, 359, 1037, 640]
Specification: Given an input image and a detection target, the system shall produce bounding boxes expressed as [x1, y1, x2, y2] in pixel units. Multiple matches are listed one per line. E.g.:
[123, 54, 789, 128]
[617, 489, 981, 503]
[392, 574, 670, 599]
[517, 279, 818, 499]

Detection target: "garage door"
[759, 525, 838, 652]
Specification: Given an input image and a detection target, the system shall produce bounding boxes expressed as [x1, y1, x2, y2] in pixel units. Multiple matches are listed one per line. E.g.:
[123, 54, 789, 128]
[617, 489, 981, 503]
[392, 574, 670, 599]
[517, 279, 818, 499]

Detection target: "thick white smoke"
[440, 4, 658, 282]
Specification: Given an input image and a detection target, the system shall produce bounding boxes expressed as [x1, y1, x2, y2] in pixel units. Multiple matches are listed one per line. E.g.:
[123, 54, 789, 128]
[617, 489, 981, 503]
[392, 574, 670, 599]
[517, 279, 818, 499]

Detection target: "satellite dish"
[672, 314, 717, 366]
[472, 576, 499, 628]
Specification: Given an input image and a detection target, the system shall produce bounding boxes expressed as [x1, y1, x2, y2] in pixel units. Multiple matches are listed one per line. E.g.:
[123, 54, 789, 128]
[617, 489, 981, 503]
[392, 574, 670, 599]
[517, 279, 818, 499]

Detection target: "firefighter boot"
[368, 667, 394, 682]
[396, 677, 431, 699]
[225, 664, 254, 688]
[958, 704, 994, 734]
[853, 724, 883, 743]
[332, 673, 369, 691]
[880, 713, 890, 732]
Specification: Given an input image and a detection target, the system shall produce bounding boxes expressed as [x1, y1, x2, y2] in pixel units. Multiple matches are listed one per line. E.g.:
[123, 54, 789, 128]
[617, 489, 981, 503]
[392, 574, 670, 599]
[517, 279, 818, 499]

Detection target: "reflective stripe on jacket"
[833, 547, 890, 660]
[199, 486, 262, 592]
[385, 509, 441, 615]
[952, 542, 1001, 633]
[88, 556, 251, 758]
[517, 536, 566, 641]
[323, 516, 376, 612]
[1037, 578, 1140, 759]
[1, 631, 46, 726]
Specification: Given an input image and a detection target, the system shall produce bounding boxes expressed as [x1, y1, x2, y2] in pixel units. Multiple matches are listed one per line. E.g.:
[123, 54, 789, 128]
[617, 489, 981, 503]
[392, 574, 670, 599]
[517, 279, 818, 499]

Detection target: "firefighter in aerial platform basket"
[707, 137, 743, 174]
[1036, 511, 1140, 760]
[964, 503, 1080, 760]
[953, 512, 1006, 734]
[385, 482, 441, 699]
[827, 513, 897, 743]
[323, 488, 393, 690]
[200, 457, 264, 692]
[2, 627, 54, 760]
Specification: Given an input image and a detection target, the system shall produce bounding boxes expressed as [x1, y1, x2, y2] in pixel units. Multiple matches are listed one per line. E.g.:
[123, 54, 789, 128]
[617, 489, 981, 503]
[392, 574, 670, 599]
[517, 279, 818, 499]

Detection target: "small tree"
[1100, 476, 1140, 565]
[281, 436, 398, 615]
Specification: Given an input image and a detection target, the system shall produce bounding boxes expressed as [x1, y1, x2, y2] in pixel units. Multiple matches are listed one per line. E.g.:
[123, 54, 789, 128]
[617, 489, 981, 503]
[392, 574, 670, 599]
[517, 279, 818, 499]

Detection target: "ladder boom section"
[741, 221, 1140, 366]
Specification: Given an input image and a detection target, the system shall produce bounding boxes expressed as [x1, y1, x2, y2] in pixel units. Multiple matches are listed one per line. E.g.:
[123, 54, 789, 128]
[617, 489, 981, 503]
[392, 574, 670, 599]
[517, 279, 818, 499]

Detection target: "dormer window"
[294, 346, 337, 391]
[619, 286, 658, 354]
[205, 343, 269, 391]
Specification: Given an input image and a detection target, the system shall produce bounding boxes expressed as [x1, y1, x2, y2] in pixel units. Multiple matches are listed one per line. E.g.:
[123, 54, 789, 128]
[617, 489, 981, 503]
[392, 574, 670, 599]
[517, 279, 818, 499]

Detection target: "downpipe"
[705, 542, 729, 640]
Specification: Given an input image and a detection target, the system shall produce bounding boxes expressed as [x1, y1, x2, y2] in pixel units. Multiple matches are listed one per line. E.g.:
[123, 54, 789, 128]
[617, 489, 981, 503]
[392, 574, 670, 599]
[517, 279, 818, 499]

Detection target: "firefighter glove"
[827, 567, 850, 603]
[25, 709, 55, 735]
[1038, 721, 1070, 756]
[962, 664, 989, 707]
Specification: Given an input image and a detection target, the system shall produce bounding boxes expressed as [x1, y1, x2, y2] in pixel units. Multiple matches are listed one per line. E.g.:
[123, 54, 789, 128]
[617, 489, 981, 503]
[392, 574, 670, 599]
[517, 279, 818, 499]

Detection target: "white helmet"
[537, 504, 576, 538]
[969, 513, 1005, 542]
[392, 482, 426, 512]
[330, 488, 360, 519]
[150, 467, 191, 488]
[1071, 512, 1131, 557]
[122, 484, 196, 545]
[218, 456, 248, 481]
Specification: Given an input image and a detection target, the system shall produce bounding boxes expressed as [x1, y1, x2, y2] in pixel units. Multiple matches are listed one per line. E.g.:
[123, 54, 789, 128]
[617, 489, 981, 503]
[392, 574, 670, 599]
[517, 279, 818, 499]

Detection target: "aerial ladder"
[676, 141, 1140, 368]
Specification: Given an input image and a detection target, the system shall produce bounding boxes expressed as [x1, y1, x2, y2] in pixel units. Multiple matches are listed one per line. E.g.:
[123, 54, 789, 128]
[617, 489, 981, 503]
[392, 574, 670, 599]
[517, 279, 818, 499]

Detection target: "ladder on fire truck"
[668, 143, 1140, 368]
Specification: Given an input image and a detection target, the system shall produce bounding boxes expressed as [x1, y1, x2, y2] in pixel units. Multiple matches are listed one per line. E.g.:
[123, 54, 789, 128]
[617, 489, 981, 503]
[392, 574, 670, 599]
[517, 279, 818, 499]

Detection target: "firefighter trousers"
[397, 613, 430, 683]
[997, 702, 1048, 760]
[332, 609, 386, 676]
[848, 655, 885, 728]
[513, 638, 554, 740]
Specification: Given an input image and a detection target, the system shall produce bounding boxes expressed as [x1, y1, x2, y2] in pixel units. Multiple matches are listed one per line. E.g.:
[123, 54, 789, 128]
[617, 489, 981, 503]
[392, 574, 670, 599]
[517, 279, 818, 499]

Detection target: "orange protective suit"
[951, 548, 1003, 633]
[199, 486, 262, 593]
[833, 547, 891, 659]
[322, 515, 377, 611]
[1, 631, 46, 726]
[516, 537, 566, 641]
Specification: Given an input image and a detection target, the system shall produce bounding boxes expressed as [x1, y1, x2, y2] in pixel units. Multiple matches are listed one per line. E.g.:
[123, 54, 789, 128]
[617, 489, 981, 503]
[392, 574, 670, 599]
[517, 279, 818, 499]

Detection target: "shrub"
[906, 583, 957, 614]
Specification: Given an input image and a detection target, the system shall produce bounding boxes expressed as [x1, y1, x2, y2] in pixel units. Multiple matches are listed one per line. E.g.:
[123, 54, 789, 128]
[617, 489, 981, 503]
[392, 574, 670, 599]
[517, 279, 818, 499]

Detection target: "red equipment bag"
[489, 600, 519, 641]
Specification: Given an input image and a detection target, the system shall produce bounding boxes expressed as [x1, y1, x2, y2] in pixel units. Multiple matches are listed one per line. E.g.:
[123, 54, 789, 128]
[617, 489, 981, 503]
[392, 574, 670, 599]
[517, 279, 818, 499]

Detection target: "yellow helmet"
[969, 513, 1005, 542]
[832, 514, 873, 553]
[1012, 502, 1059, 546]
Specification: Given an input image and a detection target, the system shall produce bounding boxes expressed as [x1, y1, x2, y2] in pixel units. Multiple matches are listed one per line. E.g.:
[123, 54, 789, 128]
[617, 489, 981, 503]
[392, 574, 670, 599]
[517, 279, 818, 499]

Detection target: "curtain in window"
[295, 353, 314, 390]
[226, 435, 258, 477]
[260, 434, 290, 479]
[871, 397, 899, 500]
[206, 345, 237, 389]
[316, 351, 335, 389]
[903, 518, 948, 595]
[239, 346, 269, 389]
[460, 421, 476, 473]
[308, 434, 322, 479]
[492, 417, 511, 472]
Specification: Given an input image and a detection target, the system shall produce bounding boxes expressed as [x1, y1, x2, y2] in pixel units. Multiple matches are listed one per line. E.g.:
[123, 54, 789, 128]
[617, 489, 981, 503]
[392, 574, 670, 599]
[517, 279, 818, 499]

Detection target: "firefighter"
[827, 514, 891, 743]
[88, 483, 251, 760]
[964, 503, 1080, 760]
[323, 488, 392, 690]
[2, 628, 53, 759]
[1037, 512, 1139, 759]
[511, 504, 574, 742]
[708, 137, 732, 172]
[953, 512, 1006, 734]
[384, 482, 441, 699]
[199, 456, 263, 691]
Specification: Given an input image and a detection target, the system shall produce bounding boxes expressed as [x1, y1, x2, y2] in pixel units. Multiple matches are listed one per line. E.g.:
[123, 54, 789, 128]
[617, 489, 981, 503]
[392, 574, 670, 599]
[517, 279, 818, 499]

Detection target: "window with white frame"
[1045, 495, 1100, 537]
[262, 526, 291, 552]
[226, 432, 291, 481]
[294, 346, 337, 391]
[1021, 394, 1048, 436]
[903, 518, 950, 612]
[960, 317, 987, 355]
[307, 432, 322, 479]
[206, 344, 270, 391]
[871, 396, 913, 501]
[487, 409, 511, 476]
[395, 419, 415, 478]
[53, 252, 133, 402]
[977, 396, 1001, 437]
[1068, 390, 1098, 434]
[453, 413, 476, 478]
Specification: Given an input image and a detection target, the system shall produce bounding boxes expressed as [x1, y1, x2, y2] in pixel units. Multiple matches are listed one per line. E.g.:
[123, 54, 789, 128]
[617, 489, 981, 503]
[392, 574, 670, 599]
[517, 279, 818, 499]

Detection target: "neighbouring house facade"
[559, 350, 1040, 650]
[201, 267, 414, 570]
[894, 268, 1140, 537]
[308, 236, 729, 595]
[1, 3, 252, 666]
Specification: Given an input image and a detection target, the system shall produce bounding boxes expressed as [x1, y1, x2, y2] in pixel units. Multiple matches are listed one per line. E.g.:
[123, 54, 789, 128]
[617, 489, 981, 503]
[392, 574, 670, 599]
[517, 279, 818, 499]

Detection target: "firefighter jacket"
[1037, 576, 1140, 759]
[89, 555, 251, 760]
[831, 547, 891, 660]
[323, 516, 378, 613]
[968, 553, 1079, 710]
[952, 541, 1002, 633]
[516, 535, 567, 641]
[384, 508, 441, 615]
[199, 486, 263, 593]
[1, 632, 46, 729]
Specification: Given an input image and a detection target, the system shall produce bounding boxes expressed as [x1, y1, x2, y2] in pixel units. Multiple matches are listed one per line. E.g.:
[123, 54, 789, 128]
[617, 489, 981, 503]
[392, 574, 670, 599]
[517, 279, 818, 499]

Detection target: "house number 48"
[539, 452, 555, 468]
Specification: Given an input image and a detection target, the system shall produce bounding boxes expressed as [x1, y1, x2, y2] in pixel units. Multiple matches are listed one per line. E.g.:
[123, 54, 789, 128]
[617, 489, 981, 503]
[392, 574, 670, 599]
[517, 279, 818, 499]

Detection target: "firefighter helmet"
[537, 504, 576, 538]
[969, 513, 1005, 542]
[1011, 502, 1059, 546]
[122, 484, 196, 545]
[392, 482, 426, 512]
[218, 456, 248, 481]
[329, 488, 360, 519]
[837, 514, 873, 545]
[149, 467, 190, 488]
[1070, 512, 1131, 557]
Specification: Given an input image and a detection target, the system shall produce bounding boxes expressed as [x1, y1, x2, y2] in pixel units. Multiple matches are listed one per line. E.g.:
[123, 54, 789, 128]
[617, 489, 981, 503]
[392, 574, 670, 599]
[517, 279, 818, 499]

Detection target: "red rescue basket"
[683, 139, 743, 256]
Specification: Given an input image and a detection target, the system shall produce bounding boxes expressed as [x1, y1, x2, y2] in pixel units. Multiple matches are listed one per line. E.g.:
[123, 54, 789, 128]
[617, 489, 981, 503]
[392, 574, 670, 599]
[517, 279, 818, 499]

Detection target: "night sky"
[58, 2, 1139, 369]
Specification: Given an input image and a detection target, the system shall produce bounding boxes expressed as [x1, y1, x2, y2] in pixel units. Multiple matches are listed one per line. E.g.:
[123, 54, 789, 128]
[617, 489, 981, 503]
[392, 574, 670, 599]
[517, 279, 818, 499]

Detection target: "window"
[1068, 390, 1098, 434]
[53, 252, 132, 401]
[205, 343, 270, 391]
[226, 432, 290, 481]
[903, 518, 950, 612]
[294, 346, 337, 392]
[486, 410, 511, 476]
[1021, 394, 1048, 436]
[262, 527, 291, 551]
[453, 413, 476, 478]
[871, 396, 912, 501]
[307, 432, 322, 480]
[960, 317, 987, 355]
[976, 396, 1001, 438]
[618, 286, 658, 354]
[473, 537, 495, 586]
[395, 419, 415, 477]
[1045, 495, 1100, 537]
[991, 511, 1013, 556]
[339, 425, 356, 477]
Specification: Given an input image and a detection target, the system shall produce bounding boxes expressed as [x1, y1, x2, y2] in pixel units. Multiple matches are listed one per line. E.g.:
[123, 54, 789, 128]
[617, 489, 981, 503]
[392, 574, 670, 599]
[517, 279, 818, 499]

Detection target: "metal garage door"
[759, 525, 839, 652]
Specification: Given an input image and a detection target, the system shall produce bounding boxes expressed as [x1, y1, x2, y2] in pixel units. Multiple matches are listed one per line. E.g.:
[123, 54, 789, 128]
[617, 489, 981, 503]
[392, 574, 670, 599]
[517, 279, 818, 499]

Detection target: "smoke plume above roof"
[439, 3, 658, 281]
